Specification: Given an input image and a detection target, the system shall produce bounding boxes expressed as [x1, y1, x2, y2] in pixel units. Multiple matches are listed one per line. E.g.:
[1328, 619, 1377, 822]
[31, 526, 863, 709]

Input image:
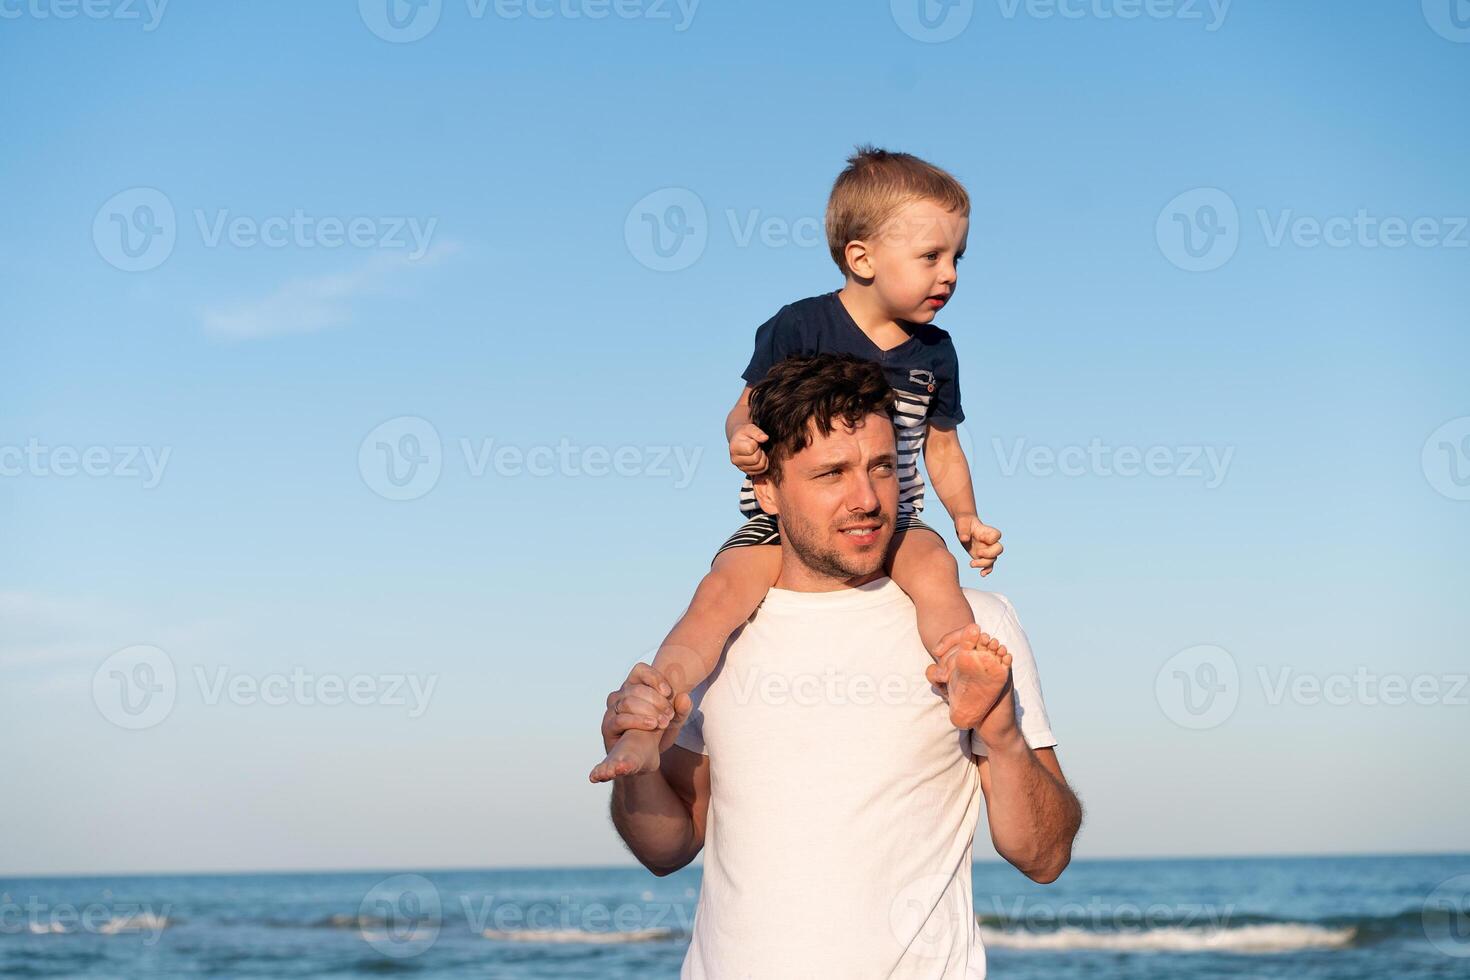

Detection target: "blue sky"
[2, 0, 1467, 875]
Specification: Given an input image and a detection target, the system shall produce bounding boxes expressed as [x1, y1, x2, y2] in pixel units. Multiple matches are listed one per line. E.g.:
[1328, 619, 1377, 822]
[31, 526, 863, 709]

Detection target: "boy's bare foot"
[926, 624, 1013, 730]
[589, 727, 663, 783]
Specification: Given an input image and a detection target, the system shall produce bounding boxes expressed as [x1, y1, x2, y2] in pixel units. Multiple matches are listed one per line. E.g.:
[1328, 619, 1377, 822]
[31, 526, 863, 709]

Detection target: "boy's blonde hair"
[825, 145, 970, 276]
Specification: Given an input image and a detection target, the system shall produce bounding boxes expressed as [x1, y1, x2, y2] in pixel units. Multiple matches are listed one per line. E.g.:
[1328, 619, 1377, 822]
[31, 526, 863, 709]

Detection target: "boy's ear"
[844, 239, 875, 281]
[752, 473, 779, 516]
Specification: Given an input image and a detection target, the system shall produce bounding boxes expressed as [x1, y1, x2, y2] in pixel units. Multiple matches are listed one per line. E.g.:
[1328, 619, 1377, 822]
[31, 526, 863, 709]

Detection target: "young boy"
[590, 146, 1004, 783]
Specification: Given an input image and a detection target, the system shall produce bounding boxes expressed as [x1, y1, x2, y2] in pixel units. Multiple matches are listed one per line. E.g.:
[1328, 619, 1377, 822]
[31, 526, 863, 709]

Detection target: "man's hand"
[601, 663, 693, 756]
[728, 423, 770, 475]
[954, 514, 1003, 577]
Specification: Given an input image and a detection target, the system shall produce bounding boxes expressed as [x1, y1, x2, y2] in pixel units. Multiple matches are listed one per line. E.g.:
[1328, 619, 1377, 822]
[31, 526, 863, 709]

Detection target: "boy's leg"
[885, 520, 976, 657]
[589, 538, 781, 783]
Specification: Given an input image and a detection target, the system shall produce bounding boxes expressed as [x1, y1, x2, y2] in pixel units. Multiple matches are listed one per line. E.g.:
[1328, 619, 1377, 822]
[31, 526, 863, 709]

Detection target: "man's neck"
[771, 553, 886, 594]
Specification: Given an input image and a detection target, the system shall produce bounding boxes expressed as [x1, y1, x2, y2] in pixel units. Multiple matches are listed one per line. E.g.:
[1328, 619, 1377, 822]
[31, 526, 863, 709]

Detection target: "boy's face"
[857, 198, 969, 324]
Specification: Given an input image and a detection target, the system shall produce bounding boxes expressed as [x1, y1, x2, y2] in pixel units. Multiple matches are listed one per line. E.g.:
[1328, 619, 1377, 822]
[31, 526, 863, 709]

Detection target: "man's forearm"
[609, 772, 700, 876]
[980, 737, 1082, 883]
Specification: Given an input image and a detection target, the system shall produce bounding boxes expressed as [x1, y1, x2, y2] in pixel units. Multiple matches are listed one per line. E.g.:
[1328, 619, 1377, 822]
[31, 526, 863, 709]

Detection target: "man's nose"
[845, 472, 881, 514]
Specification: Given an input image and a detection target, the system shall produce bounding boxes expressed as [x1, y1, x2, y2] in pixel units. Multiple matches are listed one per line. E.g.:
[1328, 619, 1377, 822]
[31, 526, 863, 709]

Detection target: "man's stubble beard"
[779, 506, 893, 582]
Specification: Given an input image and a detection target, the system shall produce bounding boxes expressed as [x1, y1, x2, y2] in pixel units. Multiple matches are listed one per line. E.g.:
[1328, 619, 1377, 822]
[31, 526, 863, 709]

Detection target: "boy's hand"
[729, 423, 770, 475]
[955, 514, 1004, 577]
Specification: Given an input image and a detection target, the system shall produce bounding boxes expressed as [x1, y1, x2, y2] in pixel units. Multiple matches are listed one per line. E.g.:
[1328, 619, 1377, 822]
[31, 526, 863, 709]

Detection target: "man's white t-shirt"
[674, 577, 1056, 980]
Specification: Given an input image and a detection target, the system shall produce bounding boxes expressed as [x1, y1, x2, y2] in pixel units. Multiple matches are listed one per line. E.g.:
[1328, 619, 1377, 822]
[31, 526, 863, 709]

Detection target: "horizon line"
[5, 848, 1468, 881]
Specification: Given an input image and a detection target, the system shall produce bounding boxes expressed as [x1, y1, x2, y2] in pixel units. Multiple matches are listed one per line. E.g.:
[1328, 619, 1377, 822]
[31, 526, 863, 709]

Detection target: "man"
[601, 353, 1082, 978]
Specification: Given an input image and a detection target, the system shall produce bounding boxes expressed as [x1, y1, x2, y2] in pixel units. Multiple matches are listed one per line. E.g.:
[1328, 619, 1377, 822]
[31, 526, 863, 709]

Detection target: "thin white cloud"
[200, 242, 459, 341]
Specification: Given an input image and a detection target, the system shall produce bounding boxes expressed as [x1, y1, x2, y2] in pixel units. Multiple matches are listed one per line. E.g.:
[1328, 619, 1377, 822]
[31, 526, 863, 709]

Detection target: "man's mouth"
[838, 522, 882, 546]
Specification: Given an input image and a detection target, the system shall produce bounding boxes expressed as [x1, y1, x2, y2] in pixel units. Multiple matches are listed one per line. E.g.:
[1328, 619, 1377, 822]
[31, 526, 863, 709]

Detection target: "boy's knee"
[693, 565, 744, 612]
[900, 534, 958, 582]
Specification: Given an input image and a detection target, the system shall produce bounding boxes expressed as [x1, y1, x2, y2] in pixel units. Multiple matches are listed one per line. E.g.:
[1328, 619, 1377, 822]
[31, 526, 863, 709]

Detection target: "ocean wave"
[978, 922, 1357, 954]
[21, 912, 170, 937]
[481, 927, 677, 944]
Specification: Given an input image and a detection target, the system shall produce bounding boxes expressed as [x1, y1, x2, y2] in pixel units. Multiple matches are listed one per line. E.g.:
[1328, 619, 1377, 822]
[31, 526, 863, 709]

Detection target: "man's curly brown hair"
[748, 353, 895, 484]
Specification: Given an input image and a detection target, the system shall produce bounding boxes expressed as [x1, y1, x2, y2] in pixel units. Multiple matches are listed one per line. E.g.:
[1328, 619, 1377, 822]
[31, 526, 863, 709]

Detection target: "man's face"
[755, 411, 900, 583]
[866, 198, 968, 325]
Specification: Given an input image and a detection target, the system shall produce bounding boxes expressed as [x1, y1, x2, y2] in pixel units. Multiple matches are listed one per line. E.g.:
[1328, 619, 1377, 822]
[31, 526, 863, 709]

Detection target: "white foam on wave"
[978, 923, 1356, 954]
[98, 912, 169, 935]
[24, 912, 169, 937]
[482, 927, 675, 944]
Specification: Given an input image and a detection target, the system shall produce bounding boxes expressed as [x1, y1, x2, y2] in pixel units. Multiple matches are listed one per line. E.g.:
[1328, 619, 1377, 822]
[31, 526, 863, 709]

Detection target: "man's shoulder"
[959, 588, 1018, 621]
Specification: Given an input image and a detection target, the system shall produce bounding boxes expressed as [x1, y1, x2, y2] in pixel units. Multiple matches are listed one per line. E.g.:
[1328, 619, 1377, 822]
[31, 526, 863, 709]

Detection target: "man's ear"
[843, 239, 875, 282]
[752, 472, 779, 517]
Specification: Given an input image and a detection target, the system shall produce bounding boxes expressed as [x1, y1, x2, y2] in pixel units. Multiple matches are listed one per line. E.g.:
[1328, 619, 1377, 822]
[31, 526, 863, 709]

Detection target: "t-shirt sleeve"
[741, 305, 806, 386]
[672, 674, 712, 756]
[929, 336, 965, 427]
[963, 592, 1056, 757]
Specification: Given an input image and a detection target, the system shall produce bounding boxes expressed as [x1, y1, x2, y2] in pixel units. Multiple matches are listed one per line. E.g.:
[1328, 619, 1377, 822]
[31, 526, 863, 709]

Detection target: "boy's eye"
[924, 251, 939, 260]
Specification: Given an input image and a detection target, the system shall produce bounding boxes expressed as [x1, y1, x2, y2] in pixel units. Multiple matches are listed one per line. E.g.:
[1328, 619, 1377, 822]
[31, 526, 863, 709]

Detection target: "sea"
[2, 854, 1466, 978]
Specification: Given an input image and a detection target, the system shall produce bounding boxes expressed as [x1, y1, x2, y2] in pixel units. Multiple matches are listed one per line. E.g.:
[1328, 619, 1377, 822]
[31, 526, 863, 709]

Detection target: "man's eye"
[873, 463, 895, 474]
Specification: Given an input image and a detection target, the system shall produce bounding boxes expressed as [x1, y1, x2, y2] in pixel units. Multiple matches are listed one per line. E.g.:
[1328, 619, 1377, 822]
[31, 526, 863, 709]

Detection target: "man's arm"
[976, 741, 1081, 884]
[929, 617, 1082, 883]
[601, 664, 712, 875]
